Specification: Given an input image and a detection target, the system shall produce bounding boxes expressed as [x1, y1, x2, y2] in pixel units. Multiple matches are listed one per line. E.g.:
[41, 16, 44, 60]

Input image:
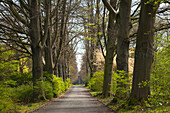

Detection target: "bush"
[9, 72, 32, 86]
[53, 76, 65, 97]
[0, 70, 72, 111]
[112, 70, 131, 96]
[35, 81, 53, 100]
[14, 84, 33, 103]
[88, 71, 104, 91]
[3, 79, 17, 87]
[149, 46, 170, 106]
[65, 78, 72, 90]
[0, 87, 16, 112]
[43, 72, 53, 82]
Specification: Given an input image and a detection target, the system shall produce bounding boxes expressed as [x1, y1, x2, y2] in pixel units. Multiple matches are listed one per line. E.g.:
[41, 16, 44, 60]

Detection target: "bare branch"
[102, 0, 118, 14]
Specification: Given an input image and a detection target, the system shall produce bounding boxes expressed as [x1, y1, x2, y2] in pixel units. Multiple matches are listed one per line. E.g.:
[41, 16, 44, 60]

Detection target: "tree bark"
[130, 0, 159, 102]
[102, 0, 117, 98]
[29, 0, 43, 101]
[89, 0, 95, 78]
[114, 0, 132, 100]
[44, 0, 53, 74]
[44, 29, 54, 74]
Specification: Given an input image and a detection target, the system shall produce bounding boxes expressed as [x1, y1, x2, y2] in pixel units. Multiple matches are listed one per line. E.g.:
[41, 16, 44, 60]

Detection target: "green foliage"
[0, 71, 72, 112]
[0, 45, 73, 112]
[65, 78, 72, 90]
[9, 72, 32, 86]
[112, 71, 131, 97]
[35, 81, 53, 100]
[43, 71, 53, 82]
[87, 71, 131, 96]
[138, 80, 149, 88]
[90, 91, 102, 97]
[0, 46, 19, 80]
[2, 79, 17, 87]
[14, 84, 33, 103]
[88, 71, 104, 91]
[0, 60, 19, 79]
[85, 23, 95, 26]
[149, 45, 170, 106]
[0, 87, 16, 112]
[53, 75, 66, 97]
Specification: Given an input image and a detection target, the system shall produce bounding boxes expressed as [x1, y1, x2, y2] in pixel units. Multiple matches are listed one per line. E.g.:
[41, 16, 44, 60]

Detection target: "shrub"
[149, 46, 170, 106]
[41, 81, 53, 99]
[88, 71, 104, 91]
[14, 84, 33, 103]
[43, 72, 53, 82]
[3, 79, 17, 87]
[35, 81, 53, 100]
[65, 78, 72, 90]
[9, 72, 32, 86]
[112, 70, 131, 96]
[0, 87, 17, 112]
[53, 76, 65, 97]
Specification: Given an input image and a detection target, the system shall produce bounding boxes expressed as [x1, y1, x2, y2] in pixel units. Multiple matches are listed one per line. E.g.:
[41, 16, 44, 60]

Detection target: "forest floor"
[90, 92, 170, 113]
[32, 86, 114, 113]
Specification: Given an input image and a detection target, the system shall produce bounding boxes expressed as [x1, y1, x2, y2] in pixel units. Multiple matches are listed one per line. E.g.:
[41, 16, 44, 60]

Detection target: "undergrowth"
[0, 72, 72, 112]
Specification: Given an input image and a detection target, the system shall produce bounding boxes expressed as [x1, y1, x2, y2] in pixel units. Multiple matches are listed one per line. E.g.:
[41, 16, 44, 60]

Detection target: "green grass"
[90, 91, 102, 97]
[72, 84, 85, 86]
[117, 105, 170, 113]
[17, 101, 48, 113]
[89, 91, 170, 113]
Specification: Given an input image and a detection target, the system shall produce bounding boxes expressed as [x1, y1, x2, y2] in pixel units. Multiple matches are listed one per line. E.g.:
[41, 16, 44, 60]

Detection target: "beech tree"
[0, 0, 48, 100]
[102, 0, 118, 98]
[80, 0, 104, 78]
[113, 0, 132, 101]
[0, 0, 81, 100]
[130, 0, 160, 103]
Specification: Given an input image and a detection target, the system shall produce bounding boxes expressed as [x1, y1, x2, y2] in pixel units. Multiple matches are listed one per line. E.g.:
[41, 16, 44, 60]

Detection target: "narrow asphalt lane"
[34, 86, 114, 113]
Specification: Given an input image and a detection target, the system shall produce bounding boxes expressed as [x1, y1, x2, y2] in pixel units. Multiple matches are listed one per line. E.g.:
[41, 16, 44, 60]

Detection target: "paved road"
[34, 86, 114, 113]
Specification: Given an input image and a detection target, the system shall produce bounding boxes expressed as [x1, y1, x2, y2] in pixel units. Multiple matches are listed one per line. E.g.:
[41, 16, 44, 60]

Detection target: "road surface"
[34, 86, 114, 113]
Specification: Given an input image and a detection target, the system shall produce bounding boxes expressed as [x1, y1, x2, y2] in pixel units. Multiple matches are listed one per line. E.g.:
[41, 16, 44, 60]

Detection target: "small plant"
[149, 45, 170, 107]
[53, 75, 66, 97]
[65, 78, 72, 90]
[112, 70, 131, 97]
[88, 71, 104, 92]
[14, 84, 33, 103]
[0, 86, 17, 112]
[9, 72, 32, 86]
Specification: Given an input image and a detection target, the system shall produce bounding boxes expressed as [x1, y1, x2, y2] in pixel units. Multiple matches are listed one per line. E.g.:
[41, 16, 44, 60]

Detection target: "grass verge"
[17, 101, 48, 113]
[89, 91, 170, 113]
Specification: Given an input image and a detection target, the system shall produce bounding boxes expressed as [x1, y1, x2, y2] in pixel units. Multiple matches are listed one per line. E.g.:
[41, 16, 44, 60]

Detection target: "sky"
[75, 0, 169, 72]
[76, 40, 85, 72]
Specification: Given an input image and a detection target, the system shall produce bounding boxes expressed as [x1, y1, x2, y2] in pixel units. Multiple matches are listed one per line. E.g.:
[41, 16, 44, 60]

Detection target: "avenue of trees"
[0, 0, 80, 112]
[80, 0, 169, 111]
[0, 0, 169, 112]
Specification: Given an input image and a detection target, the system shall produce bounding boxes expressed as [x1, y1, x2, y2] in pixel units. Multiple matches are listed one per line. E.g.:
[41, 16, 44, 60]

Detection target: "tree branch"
[102, 0, 118, 14]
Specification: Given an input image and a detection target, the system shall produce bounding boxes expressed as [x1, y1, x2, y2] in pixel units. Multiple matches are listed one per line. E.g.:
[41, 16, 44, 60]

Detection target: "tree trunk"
[29, 0, 43, 101]
[130, 0, 159, 103]
[89, 0, 95, 78]
[102, 0, 117, 98]
[44, 29, 54, 74]
[58, 60, 62, 77]
[114, 0, 131, 100]
[44, 0, 53, 74]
